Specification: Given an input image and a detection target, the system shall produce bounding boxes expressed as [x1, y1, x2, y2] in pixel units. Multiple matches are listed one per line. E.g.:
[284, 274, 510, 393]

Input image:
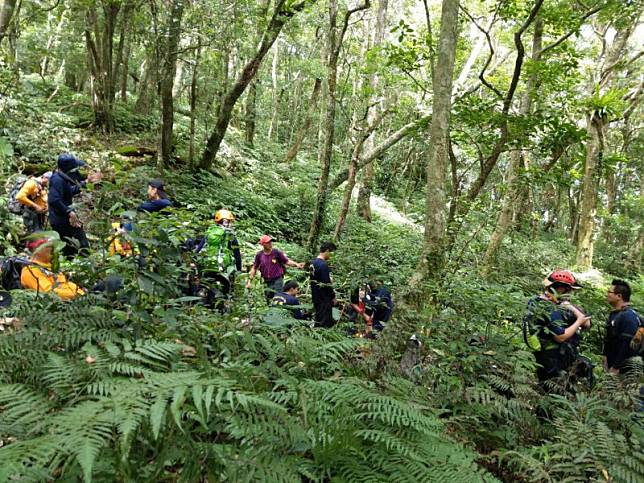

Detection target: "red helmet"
[543, 270, 582, 289]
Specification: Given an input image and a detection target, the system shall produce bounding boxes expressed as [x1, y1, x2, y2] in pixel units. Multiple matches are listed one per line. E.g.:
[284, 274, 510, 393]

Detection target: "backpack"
[204, 224, 234, 274]
[626, 308, 644, 355]
[7, 175, 29, 215]
[522, 297, 563, 352]
[0, 257, 32, 290]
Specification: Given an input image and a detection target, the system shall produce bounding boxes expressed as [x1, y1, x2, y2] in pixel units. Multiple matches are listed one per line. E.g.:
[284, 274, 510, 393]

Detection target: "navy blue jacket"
[137, 199, 172, 213]
[603, 308, 640, 371]
[310, 258, 334, 304]
[273, 292, 305, 320]
[47, 172, 83, 227]
[371, 286, 393, 323]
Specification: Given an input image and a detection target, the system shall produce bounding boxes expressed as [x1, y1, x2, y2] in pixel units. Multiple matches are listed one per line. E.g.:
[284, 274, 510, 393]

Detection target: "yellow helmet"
[214, 209, 235, 224]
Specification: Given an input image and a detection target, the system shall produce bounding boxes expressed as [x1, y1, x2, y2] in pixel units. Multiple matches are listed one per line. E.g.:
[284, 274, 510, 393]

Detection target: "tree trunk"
[85, 2, 121, 133]
[244, 79, 258, 146]
[158, 0, 185, 167]
[199, 0, 310, 170]
[0, 0, 17, 46]
[189, 47, 201, 164]
[120, 39, 130, 101]
[284, 78, 321, 162]
[306, 0, 370, 252]
[575, 112, 604, 268]
[356, 0, 388, 221]
[267, 43, 280, 141]
[481, 16, 543, 274]
[407, 0, 460, 293]
[134, 59, 153, 114]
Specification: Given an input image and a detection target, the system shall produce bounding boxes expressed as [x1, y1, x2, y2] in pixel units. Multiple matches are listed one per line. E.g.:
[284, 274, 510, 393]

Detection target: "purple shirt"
[253, 249, 288, 281]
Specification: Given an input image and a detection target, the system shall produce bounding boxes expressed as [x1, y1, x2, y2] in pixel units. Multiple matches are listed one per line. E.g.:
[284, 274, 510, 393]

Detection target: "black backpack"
[0, 257, 32, 290]
[626, 308, 644, 355]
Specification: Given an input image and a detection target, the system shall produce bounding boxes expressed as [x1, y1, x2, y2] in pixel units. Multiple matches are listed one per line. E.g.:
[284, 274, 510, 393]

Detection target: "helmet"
[214, 209, 234, 224]
[543, 270, 582, 289]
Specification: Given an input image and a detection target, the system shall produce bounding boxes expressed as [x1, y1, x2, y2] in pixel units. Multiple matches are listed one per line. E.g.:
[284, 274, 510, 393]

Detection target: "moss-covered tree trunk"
[407, 0, 460, 295]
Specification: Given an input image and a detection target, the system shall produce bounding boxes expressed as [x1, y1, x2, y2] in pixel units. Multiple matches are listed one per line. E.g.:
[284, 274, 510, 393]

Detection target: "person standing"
[48, 153, 101, 258]
[137, 179, 172, 213]
[603, 279, 641, 375]
[309, 242, 337, 328]
[246, 235, 304, 301]
[524, 270, 592, 385]
[15, 171, 52, 233]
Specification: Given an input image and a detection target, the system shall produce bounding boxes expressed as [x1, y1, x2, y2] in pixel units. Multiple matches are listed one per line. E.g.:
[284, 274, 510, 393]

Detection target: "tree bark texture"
[408, 0, 460, 291]
[158, 0, 185, 167]
[0, 0, 17, 46]
[575, 112, 604, 268]
[199, 0, 310, 169]
[85, 1, 122, 133]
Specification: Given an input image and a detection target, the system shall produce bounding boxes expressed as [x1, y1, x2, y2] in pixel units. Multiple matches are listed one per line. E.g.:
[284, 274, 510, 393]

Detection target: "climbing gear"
[214, 209, 234, 224]
[543, 270, 582, 289]
[7, 175, 29, 215]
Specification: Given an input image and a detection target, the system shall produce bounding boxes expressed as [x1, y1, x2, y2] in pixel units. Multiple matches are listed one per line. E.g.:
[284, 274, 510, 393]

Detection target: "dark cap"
[57, 153, 86, 173]
[148, 179, 165, 190]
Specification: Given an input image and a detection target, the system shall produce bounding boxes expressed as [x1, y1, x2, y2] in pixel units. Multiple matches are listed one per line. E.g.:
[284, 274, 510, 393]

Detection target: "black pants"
[313, 298, 335, 328]
[51, 222, 90, 258]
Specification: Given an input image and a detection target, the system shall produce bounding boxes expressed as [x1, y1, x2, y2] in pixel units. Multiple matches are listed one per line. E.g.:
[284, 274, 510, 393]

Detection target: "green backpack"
[204, 225, 235, 275]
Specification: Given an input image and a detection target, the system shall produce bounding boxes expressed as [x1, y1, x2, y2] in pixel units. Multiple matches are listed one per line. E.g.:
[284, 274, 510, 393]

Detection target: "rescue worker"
[188, 209, 242, 309]
[15, 171, 52, 233]
[525, 270, 592, 386]
[310, 242, 337, 328]
[20, 238, 85, 301]
[137, 179, 172, 213]
[48, 153, 102, 258]
[272, 280, 307, 320]
[246, 235, 305, 302]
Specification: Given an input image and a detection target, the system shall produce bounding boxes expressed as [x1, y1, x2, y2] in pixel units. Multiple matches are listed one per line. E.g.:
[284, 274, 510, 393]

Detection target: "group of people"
[6, 153, 393, 333]
[525, 270, 641, 388]
[7, 154, 640, 381]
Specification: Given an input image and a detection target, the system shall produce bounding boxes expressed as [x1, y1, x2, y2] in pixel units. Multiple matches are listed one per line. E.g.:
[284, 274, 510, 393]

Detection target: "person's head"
[608, 279, 630, 307]
[284, 280, 299, 295]
[26, 238, 54, 263]
[147, 179, 168, 200]
[542, 270, 581, 300]
[259, 234, 273, 251]
[40, 171, 53, 187]
[57, 153, 86, 180]
[319, 241, 337, 260]
[214, 209, 234, 228]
